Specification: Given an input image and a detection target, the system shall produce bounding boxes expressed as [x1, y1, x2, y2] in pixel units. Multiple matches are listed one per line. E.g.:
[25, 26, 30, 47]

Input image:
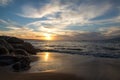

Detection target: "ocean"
[27, 40, 120, 58]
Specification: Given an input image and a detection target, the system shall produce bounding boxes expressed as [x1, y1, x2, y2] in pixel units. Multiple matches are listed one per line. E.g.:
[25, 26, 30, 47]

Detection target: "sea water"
[27, 40, 120, 58]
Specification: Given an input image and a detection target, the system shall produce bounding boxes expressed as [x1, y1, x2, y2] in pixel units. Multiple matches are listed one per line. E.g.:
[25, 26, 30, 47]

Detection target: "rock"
[11, 42, 36, 54]
[0, 36, 37, 55]
[12, 57, 31, 71]
[0, 55, 31, 71]
[0, 56, 21, 66]
[7, 37, 24, 44]
[0, 36, 24, 44]
[14, 49, 29, 56]
[11, 43, 23, 48]
[0, 46, 9, 56]
[22, 42, 36, 54]
[0, 36, 36, 71]
[0, 36, 10, 40]
[0, 39, 14, 53]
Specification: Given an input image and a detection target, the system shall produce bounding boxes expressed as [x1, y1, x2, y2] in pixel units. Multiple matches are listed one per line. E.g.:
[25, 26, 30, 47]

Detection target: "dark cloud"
[55, 31, 106, 40]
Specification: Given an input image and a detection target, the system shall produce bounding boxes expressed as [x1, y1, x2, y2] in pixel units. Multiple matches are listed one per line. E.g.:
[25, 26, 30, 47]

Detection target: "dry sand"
[0, 72, 82, 80]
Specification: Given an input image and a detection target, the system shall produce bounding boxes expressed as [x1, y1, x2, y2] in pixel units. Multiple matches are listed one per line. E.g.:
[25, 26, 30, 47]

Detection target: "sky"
[0, 0, 120, 40]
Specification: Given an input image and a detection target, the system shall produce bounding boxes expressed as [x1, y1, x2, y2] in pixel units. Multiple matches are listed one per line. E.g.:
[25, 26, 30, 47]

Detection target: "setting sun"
[44, 33, 53, 40]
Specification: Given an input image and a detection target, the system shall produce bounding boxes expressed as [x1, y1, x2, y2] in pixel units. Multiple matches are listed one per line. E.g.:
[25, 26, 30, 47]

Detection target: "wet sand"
[0, 52, 120, 80]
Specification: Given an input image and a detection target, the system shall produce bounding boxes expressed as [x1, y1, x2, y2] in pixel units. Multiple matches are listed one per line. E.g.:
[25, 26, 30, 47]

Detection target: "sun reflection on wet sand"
[29, 52, 120, 80]
[44, 52, 50, 61]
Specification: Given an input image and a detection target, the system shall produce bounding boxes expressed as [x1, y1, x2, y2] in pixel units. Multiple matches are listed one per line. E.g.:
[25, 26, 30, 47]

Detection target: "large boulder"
[0, 36, 33, 71]
[22, 42, 36, 54]
[0, 55, 31, 71]
[0, 46, 9, 56]
[11, 42, 36, 54]
[0, 56, 21, 66]
[0, 39, 14, 53]
[0, 36, 37, 55]
[12, 57, 31, 71]
[14, 49, 29, 56]
[0, 36, 10, 40]
[6, 37, 24, 44]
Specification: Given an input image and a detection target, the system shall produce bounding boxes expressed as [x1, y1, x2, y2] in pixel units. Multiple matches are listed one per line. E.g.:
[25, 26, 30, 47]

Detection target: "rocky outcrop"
[11, 42, 36, 54]
[0, 55, 31, 71]
[0, 46, 9, 55]
[0, 39, 14, 53]
[0, 36, 36, 54]
[14, 49, 29, 56]
[22, 42, 36, 54]
[0, 56, 21, 66]
[0, 36, 37, 71]
[7, 37, 24, 44]
[12, 57, 31, 71]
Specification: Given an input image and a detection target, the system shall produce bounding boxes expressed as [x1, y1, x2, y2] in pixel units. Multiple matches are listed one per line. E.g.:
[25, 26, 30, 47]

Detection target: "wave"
[27, 40, 120, 58]
[36, 49, 120, 59]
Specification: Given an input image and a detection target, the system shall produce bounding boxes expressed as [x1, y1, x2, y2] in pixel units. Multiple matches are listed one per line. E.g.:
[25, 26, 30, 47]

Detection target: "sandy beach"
[0, 52, 120, 80]
[0, 72, 81, 80]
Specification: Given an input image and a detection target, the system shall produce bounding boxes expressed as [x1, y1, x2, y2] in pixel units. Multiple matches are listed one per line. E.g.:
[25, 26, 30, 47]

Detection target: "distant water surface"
[27, 40, 120, 58]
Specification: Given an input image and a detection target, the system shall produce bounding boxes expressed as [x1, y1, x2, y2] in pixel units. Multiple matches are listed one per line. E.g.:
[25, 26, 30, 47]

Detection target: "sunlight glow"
[44, 33, 53, 40]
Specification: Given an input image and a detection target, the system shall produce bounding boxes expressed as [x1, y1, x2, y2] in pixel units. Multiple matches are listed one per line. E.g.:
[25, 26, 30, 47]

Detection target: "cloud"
[0, 19, 105, 40]
[0, 0, 12, 6]
[0, 19, 31, 36]
[0, 29, 40, 39]
[19, 0, 118, 40]
[18, 0, 116, 36]
[19, 0, 112, 25]
[0, 19, 43, 39]
[0, 19, 22, 28]
[99, 26, 120, 38]
[24, 0, 112, 35]
[1, 19, 120, 40]
[53, 31, 105, 40]
[0, 19, 7, 23]
[1, 0, 119, 40]
[92, 17, 120, 24]
[18, 1, 64, 18]
[6, 26, 33, 31]
[73, 32, 105, 40]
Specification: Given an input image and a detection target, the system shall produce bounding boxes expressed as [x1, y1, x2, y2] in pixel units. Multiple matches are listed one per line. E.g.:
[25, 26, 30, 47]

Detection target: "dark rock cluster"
[0, 36, 37, 71]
